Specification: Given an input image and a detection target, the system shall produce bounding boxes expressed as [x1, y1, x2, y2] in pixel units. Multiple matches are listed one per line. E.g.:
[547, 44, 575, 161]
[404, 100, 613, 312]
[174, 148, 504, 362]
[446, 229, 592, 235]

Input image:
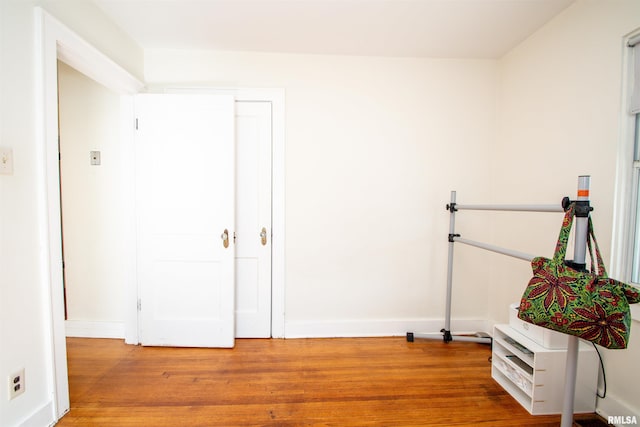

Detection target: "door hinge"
[137, 299, 142, 311]
[135, 118, 138, 130]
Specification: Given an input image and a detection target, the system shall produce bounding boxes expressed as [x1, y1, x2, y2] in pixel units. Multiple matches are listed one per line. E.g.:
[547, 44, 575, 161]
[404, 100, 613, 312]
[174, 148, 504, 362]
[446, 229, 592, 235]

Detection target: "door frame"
[154, 87, 285, 341]
[35, 8, 143, 419]
[35, 8, 285, 421]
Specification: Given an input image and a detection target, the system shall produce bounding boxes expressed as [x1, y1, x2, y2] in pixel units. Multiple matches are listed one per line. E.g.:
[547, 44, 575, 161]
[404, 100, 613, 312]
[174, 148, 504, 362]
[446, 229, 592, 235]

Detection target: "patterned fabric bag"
[517, 203, 640, 349]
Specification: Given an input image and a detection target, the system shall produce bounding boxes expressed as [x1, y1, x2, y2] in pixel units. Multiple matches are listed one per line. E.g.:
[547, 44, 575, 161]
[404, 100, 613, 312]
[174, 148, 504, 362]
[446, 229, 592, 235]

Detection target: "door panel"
[235, 102, 272, 338]
[136, 94, 235, 348]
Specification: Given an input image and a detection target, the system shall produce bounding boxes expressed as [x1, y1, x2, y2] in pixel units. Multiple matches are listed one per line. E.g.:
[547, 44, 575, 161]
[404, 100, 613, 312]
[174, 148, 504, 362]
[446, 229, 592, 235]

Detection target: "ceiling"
[92, 0, 576, 59]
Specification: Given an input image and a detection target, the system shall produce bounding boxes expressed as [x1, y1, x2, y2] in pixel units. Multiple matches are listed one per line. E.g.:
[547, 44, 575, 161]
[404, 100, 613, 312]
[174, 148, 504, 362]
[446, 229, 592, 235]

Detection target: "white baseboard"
[13, 399, 55, 427]
[65, 320, 125, 339]
[596, 393, 640, 426]
[284, 318, 491, 339]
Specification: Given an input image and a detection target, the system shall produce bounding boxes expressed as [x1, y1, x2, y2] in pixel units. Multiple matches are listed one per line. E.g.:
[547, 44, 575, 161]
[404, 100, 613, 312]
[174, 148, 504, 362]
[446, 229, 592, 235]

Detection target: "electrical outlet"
[9, 369, 25, 400]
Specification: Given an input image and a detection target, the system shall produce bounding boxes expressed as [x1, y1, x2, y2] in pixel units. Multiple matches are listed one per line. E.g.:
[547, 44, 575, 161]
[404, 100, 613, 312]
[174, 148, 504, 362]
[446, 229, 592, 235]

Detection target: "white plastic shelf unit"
[492, 324, 598, 415]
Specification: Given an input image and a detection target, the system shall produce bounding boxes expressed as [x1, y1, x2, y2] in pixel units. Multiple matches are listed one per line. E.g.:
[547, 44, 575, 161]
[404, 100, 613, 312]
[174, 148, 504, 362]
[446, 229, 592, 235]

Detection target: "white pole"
[455, 204, 563, 213]
[560, 175, 591, 427]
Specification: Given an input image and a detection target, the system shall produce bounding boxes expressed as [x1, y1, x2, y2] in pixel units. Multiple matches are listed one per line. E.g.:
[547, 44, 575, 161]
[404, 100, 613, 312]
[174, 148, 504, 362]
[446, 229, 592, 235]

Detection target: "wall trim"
[16, 400, 55, 427]
[611, 31, 640, 286]
[48, 14, 143, 94]
[284, 318, 491, 339]
[65, 321, 125, 339]
[35, 7, 143, 421]
[596, 392, 639, 427]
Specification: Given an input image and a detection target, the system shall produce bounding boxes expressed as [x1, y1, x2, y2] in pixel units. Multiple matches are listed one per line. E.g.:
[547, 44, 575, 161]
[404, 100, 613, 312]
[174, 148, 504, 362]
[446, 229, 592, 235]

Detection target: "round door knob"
[221, 229, 229, 248]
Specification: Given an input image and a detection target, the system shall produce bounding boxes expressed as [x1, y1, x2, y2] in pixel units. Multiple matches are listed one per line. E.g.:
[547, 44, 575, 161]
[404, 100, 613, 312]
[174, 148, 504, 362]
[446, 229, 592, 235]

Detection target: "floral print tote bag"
[517, 203, 640, 349]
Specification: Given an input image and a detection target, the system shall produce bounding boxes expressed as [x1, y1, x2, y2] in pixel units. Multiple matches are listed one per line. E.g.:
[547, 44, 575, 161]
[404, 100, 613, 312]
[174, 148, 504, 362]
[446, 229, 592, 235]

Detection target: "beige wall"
[145, 49, 499, 332]
[493, 0, 640, 418]
[57, 61, 127, 332]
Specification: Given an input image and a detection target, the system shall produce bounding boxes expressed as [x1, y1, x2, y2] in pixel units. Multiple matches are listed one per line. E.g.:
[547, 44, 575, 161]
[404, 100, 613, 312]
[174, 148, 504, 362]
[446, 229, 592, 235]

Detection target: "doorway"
[134, 93, 275, 347]
[57, 61, 129, 339]
[37, 8, 286, 419]
[58, 82, 275, 343]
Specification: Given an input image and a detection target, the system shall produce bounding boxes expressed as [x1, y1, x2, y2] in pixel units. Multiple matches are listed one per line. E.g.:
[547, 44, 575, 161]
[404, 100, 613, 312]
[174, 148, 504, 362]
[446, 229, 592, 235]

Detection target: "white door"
[135, 94, 235, 348]
[235, 102, 272, 338]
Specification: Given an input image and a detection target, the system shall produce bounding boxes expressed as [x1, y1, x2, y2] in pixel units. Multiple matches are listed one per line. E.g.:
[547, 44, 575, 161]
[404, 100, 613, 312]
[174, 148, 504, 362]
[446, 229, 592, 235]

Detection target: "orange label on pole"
[577, 189, 589, 197]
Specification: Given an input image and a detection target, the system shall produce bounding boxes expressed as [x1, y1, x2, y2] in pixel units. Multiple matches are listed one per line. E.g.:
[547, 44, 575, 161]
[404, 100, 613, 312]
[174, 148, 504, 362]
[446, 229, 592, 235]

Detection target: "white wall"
[145, 50, 499, 335]
[493, 0, 640, 419]
[0, 2, 141, 426]
[57, 61, 126, 337]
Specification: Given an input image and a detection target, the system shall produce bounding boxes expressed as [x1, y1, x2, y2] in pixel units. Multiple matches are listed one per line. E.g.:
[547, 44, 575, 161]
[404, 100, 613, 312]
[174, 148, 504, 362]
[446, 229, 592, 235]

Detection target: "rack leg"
[406, 190, 492, 347]
[560, 175, 591, 427]
[406, 330, 491, 345]
[444, 191, 456, 335]
[560, 336, 579, 426]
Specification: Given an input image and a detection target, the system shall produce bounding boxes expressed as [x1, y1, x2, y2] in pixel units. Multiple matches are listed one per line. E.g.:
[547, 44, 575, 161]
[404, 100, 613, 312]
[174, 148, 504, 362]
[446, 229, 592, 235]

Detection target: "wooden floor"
[56, 337, 605, 426]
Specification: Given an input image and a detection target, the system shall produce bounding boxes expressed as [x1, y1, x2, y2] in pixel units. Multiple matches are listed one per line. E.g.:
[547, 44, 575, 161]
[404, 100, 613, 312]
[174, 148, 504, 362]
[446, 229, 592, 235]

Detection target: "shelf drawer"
[491, 324, 598, 415]
[493, 358, 532, 395]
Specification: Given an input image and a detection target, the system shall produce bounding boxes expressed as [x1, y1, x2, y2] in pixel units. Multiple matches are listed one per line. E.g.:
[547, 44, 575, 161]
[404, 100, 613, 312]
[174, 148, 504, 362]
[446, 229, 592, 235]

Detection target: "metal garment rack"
[407, 176, 591, 427]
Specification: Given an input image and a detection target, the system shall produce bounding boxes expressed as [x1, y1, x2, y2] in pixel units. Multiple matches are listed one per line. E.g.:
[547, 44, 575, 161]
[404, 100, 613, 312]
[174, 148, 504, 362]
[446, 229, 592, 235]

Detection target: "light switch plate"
[90, 150, 101, 166]
[0, 147, 13, 175]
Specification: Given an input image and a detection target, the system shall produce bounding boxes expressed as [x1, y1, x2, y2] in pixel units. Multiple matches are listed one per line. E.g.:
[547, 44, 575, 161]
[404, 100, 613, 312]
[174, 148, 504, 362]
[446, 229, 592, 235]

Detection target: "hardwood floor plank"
[56, 337, 602, 426]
